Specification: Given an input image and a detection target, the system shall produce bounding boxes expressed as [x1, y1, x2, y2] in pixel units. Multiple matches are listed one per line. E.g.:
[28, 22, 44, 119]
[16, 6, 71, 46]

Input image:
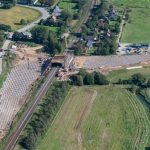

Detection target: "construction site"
[0, 42, 48, 139]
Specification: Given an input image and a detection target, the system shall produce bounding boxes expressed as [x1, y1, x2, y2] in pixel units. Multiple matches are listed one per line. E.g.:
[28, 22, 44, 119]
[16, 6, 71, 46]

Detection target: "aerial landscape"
[0, 0, 150, 150]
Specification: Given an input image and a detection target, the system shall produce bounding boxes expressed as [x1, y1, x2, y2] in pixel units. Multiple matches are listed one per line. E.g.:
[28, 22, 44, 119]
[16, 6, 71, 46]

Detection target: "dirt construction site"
[73, 54, 150, 73]
[11, 43, 48, 66]
[0, 43, 48, 139]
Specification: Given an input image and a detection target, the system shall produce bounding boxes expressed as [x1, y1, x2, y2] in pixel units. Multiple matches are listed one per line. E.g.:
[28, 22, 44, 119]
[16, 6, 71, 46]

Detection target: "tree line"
[0, 0, 16, 8]
[0, 30, 6, 47]
[12, 26, 65, 55]
[71, 69, 109, 86]
[117, 73, 150, 94]
[19, 81, 71, 150]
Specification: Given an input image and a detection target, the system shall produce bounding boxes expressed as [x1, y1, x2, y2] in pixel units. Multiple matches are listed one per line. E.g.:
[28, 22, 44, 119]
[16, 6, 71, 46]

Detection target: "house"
[86, 40, 93, 49]
[107, 29, 111, 37]
[99, 19, 105, 28]
[100, 30, 105, 39]
[83, 35, 95, 42]
[53, 5, 61, 16]
[108, 9, 118, 20]
[52, 15, 57, 22]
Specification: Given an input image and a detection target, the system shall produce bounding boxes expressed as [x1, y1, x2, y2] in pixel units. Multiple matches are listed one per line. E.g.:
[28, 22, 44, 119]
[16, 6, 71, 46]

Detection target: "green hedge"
[19, 81, 71, 150]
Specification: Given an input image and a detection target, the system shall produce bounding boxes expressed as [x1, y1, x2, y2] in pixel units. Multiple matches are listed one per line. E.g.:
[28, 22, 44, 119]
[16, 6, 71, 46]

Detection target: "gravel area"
[82, 54, 150, 69]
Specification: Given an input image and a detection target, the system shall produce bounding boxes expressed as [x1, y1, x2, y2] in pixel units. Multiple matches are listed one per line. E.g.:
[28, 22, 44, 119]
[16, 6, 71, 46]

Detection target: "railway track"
[2, 67, 59, 150]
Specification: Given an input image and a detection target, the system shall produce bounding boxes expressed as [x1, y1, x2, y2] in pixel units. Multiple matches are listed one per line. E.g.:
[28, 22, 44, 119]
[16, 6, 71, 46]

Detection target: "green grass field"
[140, 88, 150, 103]
[35, 86, 150, 150]
[121, 8, 150, 43]
[113, 0, 150, 43]
[0, 6, 41, 31]
[58, 0, 78, 15]
[107, 66, 150, 83]
[113, 0, 150, 8]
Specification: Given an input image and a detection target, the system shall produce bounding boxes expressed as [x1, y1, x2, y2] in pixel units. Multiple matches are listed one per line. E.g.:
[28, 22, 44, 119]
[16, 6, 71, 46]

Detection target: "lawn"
[36, 86, 150, 150]
[58, 0, 78, 15]
[0, 6, 41, 31]
[49, 26, 59, 33]
[113, 0, 150, 8]
[107, 66, 150, 83]
[121, 8, 150, 43]
[113, 0, 150, 43]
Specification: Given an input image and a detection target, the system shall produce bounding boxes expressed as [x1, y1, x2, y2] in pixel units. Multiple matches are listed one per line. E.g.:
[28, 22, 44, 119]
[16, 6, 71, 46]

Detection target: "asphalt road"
[17, 5, 50, 32]
[2, 67, 59, 150]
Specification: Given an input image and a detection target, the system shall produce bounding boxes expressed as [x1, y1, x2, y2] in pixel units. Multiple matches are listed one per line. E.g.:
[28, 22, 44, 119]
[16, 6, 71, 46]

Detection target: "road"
[67, 0, 95, 49]
[3, 67, 59, 150]
[0, 5, 50, 74]
[17, 5, 50, 32]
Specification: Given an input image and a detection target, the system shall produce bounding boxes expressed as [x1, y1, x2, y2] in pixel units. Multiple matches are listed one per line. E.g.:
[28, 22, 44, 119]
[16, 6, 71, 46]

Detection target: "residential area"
[0, 0, 150, 150]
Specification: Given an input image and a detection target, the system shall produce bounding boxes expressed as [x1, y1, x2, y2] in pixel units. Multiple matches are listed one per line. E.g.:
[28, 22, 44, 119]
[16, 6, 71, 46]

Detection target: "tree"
[78, 69, 87, 79]
[38, 0, 55, 6]
[39, 0, 44, 5]
[131, 73, 146, 86]
[44, 31, 62, 55]
[61, 11, 72, 22]
[130, 84, 137, 94]
[74, 41, 85, 55]
[73, 13, 80, 20]
[0, 24, 11, 32]
[12, 32, 28, 41]
[114, 22, 120, 33]
[147, 79, 150, 87]
[84, 73, 94, 85]
[19, 81, 70, 150]
[27, 0, 32, 4]
[76, 75, 83, 86]
[95, 43, 110, 55]
[31, 26, 49, 44]
[20, 19, 27, 25]
[94, 72, 109, 85]
[0, 30, 5, 46]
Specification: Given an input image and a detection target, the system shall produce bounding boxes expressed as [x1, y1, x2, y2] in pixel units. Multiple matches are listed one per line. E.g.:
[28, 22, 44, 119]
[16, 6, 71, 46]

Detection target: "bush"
[0, 24, 11, 32]
[73, 13, 80, 20]
[20, 19, 27, 25]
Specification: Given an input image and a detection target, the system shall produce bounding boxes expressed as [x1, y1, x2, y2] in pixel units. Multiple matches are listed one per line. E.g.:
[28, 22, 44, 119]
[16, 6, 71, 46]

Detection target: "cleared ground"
[0, 6, 41, 31]
[74, 55, 150, 69]
[36, 86, 150, 150]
